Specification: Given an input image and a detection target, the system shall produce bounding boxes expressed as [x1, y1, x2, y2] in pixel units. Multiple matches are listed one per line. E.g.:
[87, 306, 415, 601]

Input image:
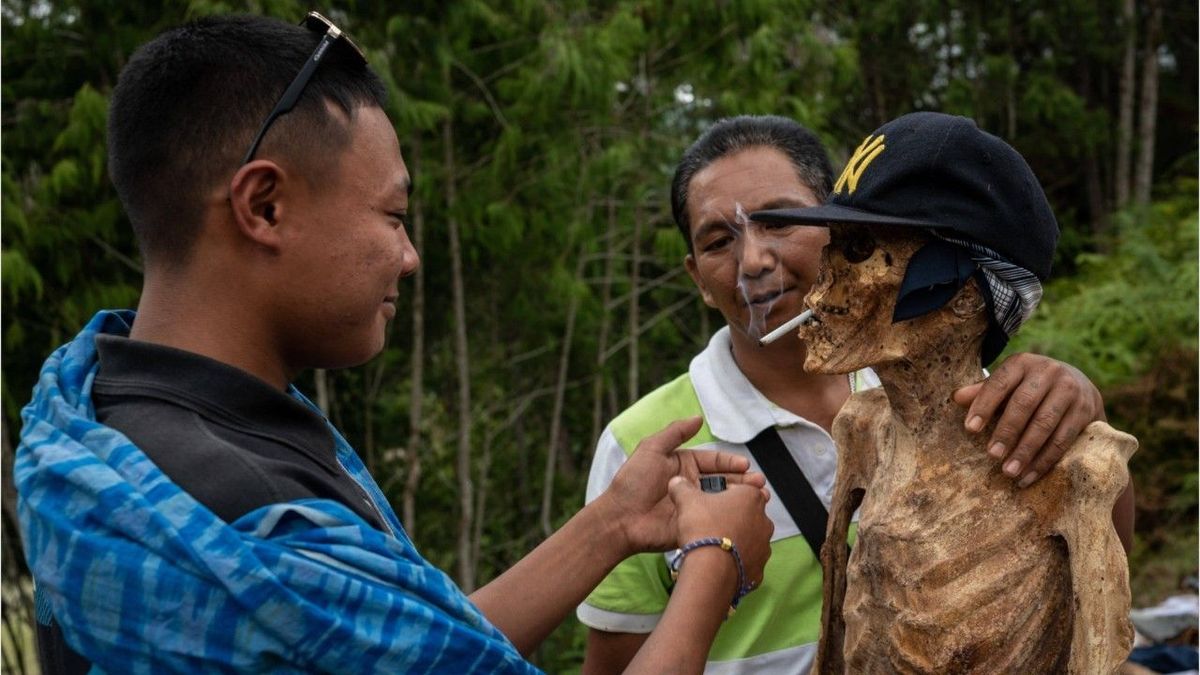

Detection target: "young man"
[14, 15, 775, 674]
[578, 116, 1135, 674]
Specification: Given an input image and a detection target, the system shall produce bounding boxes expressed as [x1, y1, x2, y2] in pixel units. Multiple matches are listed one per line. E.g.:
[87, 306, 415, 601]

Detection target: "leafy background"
[2, 1, 1196, 671]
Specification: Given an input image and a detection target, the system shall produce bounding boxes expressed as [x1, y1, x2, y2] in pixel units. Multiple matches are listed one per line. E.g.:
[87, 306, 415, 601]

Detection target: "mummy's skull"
[801, 224, 931, 372]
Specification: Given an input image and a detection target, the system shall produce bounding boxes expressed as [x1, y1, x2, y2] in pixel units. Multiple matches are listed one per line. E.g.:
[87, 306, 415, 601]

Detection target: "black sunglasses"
[240, 11, 367, 165]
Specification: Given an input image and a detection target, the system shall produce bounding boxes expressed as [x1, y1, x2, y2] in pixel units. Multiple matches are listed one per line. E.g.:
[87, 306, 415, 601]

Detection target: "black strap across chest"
[744, 426, 836, 558]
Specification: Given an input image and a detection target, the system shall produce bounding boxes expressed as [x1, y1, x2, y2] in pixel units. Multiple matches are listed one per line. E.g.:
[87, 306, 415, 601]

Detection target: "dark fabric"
[1128, 644, 1199, 672]
[744, 427, 841, 558]
[973, 278, 1011, 366]
[751, 111, 1059, 281]
[92, 334, 387, 530]
[892, 239, 979, 323]
[35, 559, 90, 674]
[890, 239, 1010, 365]
[36, 615, 91, 675]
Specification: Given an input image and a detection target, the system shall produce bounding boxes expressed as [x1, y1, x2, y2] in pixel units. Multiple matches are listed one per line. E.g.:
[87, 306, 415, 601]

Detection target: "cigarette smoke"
[733, 202, 785, 339]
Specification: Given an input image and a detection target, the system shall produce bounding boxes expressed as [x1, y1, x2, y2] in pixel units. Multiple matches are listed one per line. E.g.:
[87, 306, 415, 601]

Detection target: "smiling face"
[275, 105, 420, 371]
[684, 146, 827, 343]
[800, 223, 925, 374]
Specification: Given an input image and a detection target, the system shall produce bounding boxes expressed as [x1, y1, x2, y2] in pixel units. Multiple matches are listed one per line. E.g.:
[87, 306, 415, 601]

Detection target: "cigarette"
[758, 309, 814, 346]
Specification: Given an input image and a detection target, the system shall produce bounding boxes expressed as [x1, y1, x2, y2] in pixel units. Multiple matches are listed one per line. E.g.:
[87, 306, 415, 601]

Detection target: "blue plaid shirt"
[15, 310, 541, 674]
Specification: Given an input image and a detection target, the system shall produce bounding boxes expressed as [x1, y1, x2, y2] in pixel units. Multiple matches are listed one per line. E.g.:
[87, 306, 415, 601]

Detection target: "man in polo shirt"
[578, 115, 1134, 674]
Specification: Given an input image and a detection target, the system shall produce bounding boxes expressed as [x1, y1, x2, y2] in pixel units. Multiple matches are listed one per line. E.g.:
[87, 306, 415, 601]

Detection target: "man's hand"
[667, 475, 774, 592]
[954, 353, 1105, 488]
[599, 416, 768, 556]
[471, 417, 765, 657]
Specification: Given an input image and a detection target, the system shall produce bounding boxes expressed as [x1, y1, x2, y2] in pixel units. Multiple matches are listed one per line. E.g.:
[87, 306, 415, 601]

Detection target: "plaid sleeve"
[575, 428, 672, 634]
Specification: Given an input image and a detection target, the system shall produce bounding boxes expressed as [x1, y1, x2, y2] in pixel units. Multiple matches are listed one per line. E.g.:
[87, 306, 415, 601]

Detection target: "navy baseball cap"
[753, 112, 1059, 281]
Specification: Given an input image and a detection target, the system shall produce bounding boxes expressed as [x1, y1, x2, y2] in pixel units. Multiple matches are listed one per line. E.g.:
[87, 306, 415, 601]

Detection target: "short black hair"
[107, 14, 387, 266]
[670, 115, 834, 253]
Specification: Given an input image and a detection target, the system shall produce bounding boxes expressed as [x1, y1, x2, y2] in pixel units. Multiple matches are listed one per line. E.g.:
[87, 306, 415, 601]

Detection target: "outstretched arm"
[470, 417, 770, 657]
[954, 352, 1134, 551]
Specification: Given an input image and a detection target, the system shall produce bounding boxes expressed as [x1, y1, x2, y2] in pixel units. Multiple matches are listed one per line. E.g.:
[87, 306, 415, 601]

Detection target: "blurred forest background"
[2, 0, 1196, 671]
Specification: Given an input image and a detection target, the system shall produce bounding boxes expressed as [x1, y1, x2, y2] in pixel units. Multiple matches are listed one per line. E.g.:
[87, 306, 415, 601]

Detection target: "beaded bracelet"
[668, 536, 752, 619]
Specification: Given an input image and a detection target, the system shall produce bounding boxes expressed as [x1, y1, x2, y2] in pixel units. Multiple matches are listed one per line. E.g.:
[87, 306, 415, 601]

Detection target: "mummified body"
[802, 226, 1136, 675]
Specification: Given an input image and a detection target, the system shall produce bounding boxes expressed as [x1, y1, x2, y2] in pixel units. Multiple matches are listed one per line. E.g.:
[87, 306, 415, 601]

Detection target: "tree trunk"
[1086, 150, 1109, 236]
[628, 205, 641, 407]
[1081, 67, 1109, 235]
[1114, 0, 1137, 209]
[314, 369, 331, 415]
[515, 412, 533, 520]
[862, 47, 889, 127]
[590, 199, 618, 447]
[471, 433, 492, 575]
[362, 362, 384, 474]
[607, 381, 620, 433]
[629, 113, 648, 405]
[2, 415, 20, 555]
[403, 136, 426, 537]
[1133, 0, 1162, 206]
[444, 83, 476, 591]
[540, 248, 585, 537]
[1006, 4, 1018, 139]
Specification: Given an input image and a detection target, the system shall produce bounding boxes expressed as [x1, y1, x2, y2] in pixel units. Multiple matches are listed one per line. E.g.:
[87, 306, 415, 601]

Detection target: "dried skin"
[806, 227, 1136, 675]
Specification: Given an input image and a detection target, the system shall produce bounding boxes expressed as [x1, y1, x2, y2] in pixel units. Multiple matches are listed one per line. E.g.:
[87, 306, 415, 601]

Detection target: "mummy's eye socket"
[837, 227, 876, 263]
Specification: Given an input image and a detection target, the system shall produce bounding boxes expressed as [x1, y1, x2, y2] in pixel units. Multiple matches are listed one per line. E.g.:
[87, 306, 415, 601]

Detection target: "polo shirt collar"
[688, 327, 801, 443]
[689, 326, 879, 444]
[94, 333, 337, 471]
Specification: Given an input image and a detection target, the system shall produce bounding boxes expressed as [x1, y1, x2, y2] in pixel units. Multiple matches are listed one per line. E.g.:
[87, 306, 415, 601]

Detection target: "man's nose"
[398, 230, 421, 277]
[401, 247, 421, 277]
[737, 233, 778, 278]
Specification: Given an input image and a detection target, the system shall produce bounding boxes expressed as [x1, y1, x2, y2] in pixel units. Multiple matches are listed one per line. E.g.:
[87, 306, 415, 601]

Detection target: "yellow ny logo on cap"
[834, 134, 886, 195]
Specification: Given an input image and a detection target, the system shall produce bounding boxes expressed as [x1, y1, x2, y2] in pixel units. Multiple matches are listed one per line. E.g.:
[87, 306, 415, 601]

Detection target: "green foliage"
[1010, 180, 1199, 389]
[2, 249, 44, 303]
[1008, 179, 1198, 603]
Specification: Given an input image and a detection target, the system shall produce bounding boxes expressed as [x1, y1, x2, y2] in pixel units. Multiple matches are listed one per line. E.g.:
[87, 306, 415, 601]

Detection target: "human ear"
[228, 160, 289, 252]
[685, 253, 717, 308]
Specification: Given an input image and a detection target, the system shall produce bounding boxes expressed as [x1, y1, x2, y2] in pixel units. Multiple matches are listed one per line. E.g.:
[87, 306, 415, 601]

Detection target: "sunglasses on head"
[240, 11, 367, 165]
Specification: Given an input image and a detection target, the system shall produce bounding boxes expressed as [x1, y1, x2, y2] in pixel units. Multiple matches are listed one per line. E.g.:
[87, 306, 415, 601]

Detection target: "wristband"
[668, 536, 752, 619]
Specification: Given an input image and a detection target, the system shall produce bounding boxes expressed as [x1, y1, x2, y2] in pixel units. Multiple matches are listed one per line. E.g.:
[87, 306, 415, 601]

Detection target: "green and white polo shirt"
[577, 326, 878, 674]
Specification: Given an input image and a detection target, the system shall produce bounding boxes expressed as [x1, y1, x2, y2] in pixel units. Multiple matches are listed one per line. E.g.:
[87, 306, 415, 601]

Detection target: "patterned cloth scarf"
[15, 310, 540, 674]
[930, 231, 1044, 337]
